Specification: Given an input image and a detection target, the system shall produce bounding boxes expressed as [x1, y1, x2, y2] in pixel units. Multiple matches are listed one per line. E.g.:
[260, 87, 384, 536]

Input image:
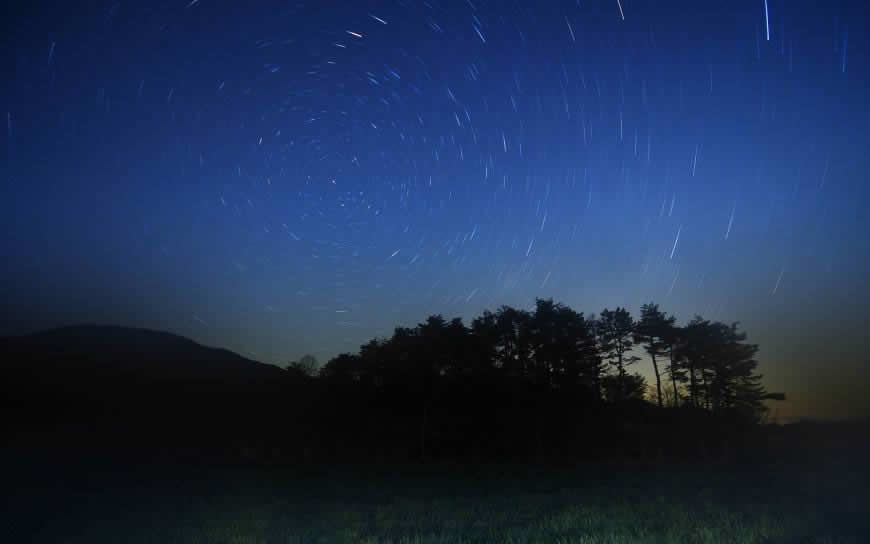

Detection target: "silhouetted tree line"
[2, 303, 785, 467]
[305, 300, 784, 464]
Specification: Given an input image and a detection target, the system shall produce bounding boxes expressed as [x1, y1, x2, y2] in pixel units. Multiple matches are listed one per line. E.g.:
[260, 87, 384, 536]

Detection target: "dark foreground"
[5, 444, 868, 544]
[3, 326, 866, 542]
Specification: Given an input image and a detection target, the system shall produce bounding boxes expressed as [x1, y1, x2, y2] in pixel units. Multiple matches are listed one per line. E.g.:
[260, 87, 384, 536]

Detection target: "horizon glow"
[3, 1, 868, 421]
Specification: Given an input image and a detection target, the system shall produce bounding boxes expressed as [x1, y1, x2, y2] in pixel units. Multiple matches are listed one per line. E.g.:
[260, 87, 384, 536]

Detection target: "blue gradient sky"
[4, 1, 868, 420]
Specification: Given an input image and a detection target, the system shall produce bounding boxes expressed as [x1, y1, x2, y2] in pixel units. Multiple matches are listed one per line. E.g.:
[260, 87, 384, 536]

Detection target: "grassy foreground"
[7, 457, 868, 544]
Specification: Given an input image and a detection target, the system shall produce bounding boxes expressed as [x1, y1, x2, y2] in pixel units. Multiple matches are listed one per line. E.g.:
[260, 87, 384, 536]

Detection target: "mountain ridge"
[1, 324, 288, 380]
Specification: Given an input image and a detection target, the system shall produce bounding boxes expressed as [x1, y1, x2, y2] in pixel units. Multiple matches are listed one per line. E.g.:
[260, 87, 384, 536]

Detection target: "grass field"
[6, 456, 868, 543]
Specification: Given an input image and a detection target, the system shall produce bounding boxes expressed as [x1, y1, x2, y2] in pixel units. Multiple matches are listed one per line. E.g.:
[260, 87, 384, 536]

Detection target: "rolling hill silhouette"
[2, 325, 307, 458]
[2, 324, 287, 381]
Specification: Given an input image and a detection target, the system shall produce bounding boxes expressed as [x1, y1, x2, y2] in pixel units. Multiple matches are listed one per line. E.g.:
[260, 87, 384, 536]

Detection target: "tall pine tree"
[596, 307, 641, 403]
[634, 303, 677, 408]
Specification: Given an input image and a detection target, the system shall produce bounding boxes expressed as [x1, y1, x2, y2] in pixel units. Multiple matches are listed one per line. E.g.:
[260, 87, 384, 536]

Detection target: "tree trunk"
[651, 353, 663, 408]
[616, 344, 625, 404]
[669, 349, 679, 407]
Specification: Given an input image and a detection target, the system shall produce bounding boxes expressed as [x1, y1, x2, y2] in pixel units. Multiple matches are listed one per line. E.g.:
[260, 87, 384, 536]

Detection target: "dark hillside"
[1, 325, 314, 463]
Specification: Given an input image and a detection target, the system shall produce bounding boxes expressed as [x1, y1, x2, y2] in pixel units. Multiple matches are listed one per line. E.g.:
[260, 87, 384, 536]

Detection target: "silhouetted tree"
[603, 371, 647, 403]
[677, 316, 710, 408]
[296, 300, 783, 462]
[596, 307, 642, 403]
[524, 299, 601, 396]
[661, 324, 688, 407]
[320, 353, 363, 382]
[701, 321, 786, 422]
[485, 305, 533, 378]
[634, 303, 677, 408]
[528, 299, 564, 389]
[287, 354, 319, 377]
[469, 310, 501, 372]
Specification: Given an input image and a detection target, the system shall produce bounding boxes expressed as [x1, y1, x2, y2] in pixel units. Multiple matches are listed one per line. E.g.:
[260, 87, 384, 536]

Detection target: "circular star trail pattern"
[4, 1, 869, 420]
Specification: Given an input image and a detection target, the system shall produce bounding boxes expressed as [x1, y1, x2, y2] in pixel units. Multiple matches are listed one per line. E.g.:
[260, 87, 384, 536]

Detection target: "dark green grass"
[6, 458, 868, 543]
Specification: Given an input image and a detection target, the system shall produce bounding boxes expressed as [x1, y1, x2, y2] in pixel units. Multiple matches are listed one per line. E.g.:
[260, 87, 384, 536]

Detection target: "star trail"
[3, 0, 868, 421]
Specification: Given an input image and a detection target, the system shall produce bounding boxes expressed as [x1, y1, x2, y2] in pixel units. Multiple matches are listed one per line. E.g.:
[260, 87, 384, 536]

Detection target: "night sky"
[4, 1, 868, 421]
